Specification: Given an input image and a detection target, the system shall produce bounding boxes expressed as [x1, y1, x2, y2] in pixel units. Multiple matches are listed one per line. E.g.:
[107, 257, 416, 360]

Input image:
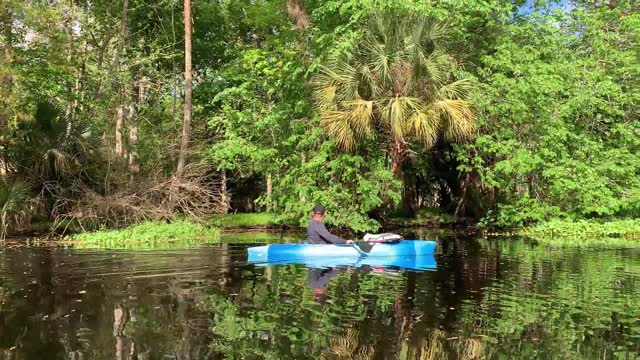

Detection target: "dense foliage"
[1, 0, 637, 233]
[462, 6, 640, 225]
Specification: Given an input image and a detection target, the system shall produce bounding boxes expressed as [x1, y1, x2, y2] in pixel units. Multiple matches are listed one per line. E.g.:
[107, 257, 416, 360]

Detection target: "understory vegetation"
[1, 0, 637, 239]
[518, 219, 640, 247]
[68, 219, 221, 249]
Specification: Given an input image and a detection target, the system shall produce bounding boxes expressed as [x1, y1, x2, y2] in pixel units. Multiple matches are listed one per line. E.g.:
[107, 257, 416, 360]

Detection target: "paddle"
[351, 242, 369, 257]
[337, 242, 369, 257]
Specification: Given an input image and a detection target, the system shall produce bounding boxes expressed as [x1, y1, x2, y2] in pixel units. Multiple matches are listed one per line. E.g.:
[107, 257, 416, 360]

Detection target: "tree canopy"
[0, 0, 637, 232]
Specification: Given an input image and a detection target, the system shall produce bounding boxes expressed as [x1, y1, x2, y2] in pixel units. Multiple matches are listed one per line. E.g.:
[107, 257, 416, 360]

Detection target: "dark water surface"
[0, 233, 639, 359]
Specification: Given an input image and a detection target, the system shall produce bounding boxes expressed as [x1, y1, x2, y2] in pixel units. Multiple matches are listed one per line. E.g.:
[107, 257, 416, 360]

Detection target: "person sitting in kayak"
[307, 204, 353, 245]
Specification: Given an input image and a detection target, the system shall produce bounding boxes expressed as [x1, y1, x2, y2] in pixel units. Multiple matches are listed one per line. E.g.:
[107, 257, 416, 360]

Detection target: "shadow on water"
[0, 230, 638, 359]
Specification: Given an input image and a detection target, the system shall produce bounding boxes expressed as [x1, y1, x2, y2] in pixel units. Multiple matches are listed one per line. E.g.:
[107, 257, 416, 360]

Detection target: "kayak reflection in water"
[308, 267, 343, 303]
[307, 204, 353, 245]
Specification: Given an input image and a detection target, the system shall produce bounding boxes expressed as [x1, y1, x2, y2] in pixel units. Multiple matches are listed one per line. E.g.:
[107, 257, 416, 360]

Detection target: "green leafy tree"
[459, 4, 640, 225]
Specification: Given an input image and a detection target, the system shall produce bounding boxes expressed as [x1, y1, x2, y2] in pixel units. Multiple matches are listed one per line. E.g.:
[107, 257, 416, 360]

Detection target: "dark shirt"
[307, 268, 342, 290]
[307, 219, 346, 244]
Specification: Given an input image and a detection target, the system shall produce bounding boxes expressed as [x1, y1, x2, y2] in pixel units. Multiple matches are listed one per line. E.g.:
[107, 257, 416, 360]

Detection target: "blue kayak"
[247, 240, 437, 270]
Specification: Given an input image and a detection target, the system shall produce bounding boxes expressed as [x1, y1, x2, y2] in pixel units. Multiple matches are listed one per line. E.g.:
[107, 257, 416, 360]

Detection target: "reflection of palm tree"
[397, 331, 485, 360]
[321, 328, 374, 360]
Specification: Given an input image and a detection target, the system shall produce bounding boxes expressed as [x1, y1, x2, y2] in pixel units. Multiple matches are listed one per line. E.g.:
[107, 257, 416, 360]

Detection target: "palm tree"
[313, 12, 475, 180]
[0, 179, 30, 239]
[16, 101, 94, 181]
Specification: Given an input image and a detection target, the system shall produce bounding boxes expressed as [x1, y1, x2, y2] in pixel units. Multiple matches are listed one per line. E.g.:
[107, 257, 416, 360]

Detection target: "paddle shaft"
[336, 243, 369, 257]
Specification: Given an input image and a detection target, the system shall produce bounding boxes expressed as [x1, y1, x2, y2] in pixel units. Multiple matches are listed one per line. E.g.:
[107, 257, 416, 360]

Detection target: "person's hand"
[345, 240, 354, 245]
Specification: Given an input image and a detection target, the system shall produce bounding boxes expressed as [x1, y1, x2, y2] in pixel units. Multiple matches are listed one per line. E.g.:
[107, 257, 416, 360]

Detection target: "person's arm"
[316, 223, 349, 244]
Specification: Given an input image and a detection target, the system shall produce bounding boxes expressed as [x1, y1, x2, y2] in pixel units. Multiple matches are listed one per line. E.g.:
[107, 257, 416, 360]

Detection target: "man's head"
[313, 288, 328, 303]
[312, 204, 326, 221]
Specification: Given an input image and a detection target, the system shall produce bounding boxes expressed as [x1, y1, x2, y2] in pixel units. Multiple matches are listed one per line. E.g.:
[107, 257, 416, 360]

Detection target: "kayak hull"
[247, 240, 437, 270]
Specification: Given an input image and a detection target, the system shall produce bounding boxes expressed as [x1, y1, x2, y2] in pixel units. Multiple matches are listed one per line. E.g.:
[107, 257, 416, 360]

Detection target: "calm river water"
[0, 231, 638, 359]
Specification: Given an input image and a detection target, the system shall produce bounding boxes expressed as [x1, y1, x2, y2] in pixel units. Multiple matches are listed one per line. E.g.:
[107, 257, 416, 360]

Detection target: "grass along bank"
[518, 219, 640, 247]
[209, 213, 279, 229]
[67, 220, 221, 249]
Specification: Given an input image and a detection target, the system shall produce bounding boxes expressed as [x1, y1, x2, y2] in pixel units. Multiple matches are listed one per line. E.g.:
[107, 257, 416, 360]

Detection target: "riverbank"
[4, 213, 640, 249]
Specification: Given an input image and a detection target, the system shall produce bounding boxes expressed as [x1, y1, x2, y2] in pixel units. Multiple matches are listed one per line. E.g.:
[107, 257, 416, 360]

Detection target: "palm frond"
[344, 99, 374, 138]
[434, 99, 476, 142]
[328, 59, 361, 102]
[381, 97, 422, 139]
[422, 50, 450, 88]
[365, 38, 391, 86]
[436, 79, 474, 100]
[313, 79, 337, 111]
[358, 63, 380, 99]
[320, 110, 357, 151]
[0, 179, 32, 239]
[425, 20, 448, 46]
[0, 180, 30, 213]
[388, 98, 406, 139]
[409, 107, 439, 148]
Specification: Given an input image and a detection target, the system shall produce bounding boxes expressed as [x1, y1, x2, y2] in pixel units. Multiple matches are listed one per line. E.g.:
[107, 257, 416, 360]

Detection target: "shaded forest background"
[0, 0, 637, 235]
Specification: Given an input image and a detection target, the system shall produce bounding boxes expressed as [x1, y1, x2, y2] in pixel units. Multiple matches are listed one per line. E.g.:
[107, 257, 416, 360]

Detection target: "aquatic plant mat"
[65, 220, 221, 249]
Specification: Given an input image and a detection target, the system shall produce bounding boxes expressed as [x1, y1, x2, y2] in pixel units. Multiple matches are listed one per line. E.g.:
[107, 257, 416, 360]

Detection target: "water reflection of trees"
[205, 238, 639, 359]
[0, 247, 231, 359]
[0, 239, 638, 359]
[205, 265, 408, 359]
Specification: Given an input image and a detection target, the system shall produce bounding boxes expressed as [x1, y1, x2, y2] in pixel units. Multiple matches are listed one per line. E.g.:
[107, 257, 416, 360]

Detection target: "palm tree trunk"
[390, 137, 406, 179]
[176, 0, 192, 176]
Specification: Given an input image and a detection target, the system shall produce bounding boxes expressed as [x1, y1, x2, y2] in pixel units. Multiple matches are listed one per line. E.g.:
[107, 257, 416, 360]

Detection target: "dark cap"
[312, 204, 326, 215]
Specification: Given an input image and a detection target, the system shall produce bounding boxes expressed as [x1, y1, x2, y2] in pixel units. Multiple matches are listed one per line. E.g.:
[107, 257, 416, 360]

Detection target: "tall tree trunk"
[220, 171, 230, 213]
[176, 0, 192, 176]
[115, 105, 124, 156]
[129, 78, 145, 184]
[114, 0, 128, 70]
[114, 0, 128, 157]
[128, 117, 138, 183]
[266, 174, 272, 196]
[0, 6, 12, 177]
[1, 5, 13, 60]
[286, 0, 309, 29]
